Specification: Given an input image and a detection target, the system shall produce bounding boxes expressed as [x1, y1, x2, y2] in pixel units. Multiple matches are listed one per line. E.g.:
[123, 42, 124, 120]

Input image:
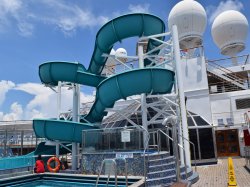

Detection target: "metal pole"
[173, 63, 184, 165]
[138, 43, 148, 149]
[57, 81, 62, 118]
[21, 130, 24, 156]
[56, 141, 59, 158]
[172, 25, 191, 167]
[4, 130, 7, 157]
[55, 81, 62, 158]
[172, 123, 180, 182]
[72, 84, 80, 170]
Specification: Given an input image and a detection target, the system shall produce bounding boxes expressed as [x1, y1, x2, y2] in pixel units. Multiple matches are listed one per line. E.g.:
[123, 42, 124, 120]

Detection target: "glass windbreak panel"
[187, 117, 195, 126]
[193, 116, 210, 126]
[189, 129, 199, 160]
[198, 128, 215, 159]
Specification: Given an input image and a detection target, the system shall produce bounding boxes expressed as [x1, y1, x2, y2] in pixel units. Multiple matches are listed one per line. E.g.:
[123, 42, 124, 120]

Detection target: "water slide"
[33, 13, 175, 144]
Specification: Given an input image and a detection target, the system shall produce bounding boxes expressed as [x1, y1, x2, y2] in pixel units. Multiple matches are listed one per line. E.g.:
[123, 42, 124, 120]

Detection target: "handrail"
[96, 159, 118, 187]
[149, 129, 188, 180]
[157, 129, 188, 179]
[115, 157, 128, 187]
[138, 125, 150, 186]
[163, 126, 197, 172]
[207, 61, 245, 84]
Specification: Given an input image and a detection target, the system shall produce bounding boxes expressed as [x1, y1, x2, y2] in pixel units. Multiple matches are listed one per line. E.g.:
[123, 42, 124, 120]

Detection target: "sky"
[0, 0, 249, 121]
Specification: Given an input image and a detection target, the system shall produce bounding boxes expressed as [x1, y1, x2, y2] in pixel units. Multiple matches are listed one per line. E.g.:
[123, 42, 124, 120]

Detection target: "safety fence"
[0, 130, 45, 157]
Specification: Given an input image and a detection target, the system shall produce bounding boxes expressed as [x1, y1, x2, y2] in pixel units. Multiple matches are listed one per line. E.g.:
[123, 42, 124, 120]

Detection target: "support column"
[56, 81, 62, 157]
[172, 25, 191, 167]
[72, 84, 80, 170]
[56, 142, 59, 158]
[138, 43, 148, 148]
[174, 79, 184, 165]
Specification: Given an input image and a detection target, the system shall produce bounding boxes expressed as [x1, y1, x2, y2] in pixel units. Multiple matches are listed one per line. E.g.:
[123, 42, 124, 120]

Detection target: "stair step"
[146, 174, 176, 186]
[146, 151, 170, 160]
[148, 161, 175, 172]
[147, 168, 176, 179]
[148, 156, 174, 166]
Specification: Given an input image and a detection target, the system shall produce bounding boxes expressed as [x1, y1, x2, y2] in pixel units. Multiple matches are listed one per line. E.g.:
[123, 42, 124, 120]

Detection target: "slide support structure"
[72, 84, 80, 170]
[138, 43, 148, 149]
[172, 25, 191, 167]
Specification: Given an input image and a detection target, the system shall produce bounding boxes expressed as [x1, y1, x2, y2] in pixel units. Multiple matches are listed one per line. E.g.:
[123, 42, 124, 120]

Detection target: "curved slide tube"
[88, 13, 165, 74]
[34, 13, 173, 144]
[34, 65, 174, 142]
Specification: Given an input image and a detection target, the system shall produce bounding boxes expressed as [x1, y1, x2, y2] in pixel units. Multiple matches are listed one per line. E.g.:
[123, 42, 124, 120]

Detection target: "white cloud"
[128, 4, 150, 14]
[0, 0, 33, 36]
[0, 80, 15, 106]
[0, 102, 23, 121]
[0, 0, 109, 36]
[13, 82, 94, 120]
[0, 1, 152, 37]
[207, 0, 244, 24]
[38, 0, 109, 35]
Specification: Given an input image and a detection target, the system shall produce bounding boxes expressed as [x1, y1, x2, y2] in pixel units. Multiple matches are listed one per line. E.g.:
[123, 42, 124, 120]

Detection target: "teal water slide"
[33, 13, 175, 144]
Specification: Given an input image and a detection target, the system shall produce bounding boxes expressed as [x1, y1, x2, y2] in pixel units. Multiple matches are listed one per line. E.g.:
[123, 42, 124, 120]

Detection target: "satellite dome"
[168, 0, 207, 49]
[110, 48, 116, 55]
[115, 48, 127, 62]
[212, 10, 248, 56]
[106, 48, 116, 66]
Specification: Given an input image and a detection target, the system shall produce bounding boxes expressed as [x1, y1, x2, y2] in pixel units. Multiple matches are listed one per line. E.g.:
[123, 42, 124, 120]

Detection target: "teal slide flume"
[33, 13, 174, 144]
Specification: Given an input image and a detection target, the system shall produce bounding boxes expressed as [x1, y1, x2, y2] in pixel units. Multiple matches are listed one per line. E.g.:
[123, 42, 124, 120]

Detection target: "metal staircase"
[145, 129, 198, 187]
[207, 61, 246, 90]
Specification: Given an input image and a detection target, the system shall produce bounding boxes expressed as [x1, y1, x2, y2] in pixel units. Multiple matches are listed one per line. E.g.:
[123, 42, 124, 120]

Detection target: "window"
[226, 118, 234, 126]
[217, 119, 224, 126]
[235, 98, 250, 110]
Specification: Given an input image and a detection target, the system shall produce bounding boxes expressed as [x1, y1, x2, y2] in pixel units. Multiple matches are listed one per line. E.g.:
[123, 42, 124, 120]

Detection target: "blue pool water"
[9, 180, 124, 187]
[0, 174, 139, 187]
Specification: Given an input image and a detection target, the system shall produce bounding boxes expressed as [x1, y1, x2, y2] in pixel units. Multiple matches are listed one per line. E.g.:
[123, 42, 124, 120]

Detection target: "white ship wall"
[210, 90, 250, 126]
[180, 56, 212, 123]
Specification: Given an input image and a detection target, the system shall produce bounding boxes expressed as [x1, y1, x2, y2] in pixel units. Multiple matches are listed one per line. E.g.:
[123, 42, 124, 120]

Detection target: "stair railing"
[148, 129, 188, 180]
[157, 129, 188, 180]
[96, 159, 118, 187]
[162, 125, 197, 172]
[115, 157, 128, 187]
[207, 61, 246, 87]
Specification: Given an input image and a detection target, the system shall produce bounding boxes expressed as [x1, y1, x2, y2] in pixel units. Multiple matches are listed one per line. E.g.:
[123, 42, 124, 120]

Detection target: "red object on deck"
[35, 160, 45, 173]
[243, 129, 250, 146]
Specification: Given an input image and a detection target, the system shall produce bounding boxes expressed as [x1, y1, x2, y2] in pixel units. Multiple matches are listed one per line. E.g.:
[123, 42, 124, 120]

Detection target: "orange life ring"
[47, 156, 61, 172]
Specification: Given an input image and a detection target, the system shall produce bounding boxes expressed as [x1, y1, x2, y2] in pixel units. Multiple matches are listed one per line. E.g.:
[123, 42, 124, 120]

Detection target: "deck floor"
[192, 158, 250, 187]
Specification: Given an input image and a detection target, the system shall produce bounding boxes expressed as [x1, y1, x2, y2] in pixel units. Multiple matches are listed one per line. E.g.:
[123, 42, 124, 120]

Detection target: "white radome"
[115, 48, 127, 63]
[212, 10, 249, 56]
[168, 0, 207, 49]
[106, 48, 116, 66]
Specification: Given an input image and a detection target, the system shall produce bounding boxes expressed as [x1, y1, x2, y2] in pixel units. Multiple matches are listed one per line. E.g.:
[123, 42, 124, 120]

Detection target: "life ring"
[47, 156, 61, 172]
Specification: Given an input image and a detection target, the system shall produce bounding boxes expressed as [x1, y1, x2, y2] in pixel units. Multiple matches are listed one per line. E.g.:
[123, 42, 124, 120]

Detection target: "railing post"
[172, 124, 181, 182]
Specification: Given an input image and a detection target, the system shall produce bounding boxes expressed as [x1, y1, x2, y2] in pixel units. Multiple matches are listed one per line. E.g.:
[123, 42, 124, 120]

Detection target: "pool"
[0, 173, 142, 187]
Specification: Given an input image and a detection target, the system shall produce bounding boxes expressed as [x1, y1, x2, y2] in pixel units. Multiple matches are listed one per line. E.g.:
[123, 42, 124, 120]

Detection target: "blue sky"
[0, 0, 249, 120]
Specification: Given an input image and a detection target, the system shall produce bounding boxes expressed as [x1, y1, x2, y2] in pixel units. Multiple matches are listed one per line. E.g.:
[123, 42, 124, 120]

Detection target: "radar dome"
[106, 49, 116, 66]
[115, 48, 127, 63]
[212, 10, 248, 56]
[168, 0, 207, 49]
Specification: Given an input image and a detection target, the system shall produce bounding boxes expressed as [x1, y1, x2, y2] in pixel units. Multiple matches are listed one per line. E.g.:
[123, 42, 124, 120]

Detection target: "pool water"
[0, 174, 139, 187]
[9, 180, 124, 187]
